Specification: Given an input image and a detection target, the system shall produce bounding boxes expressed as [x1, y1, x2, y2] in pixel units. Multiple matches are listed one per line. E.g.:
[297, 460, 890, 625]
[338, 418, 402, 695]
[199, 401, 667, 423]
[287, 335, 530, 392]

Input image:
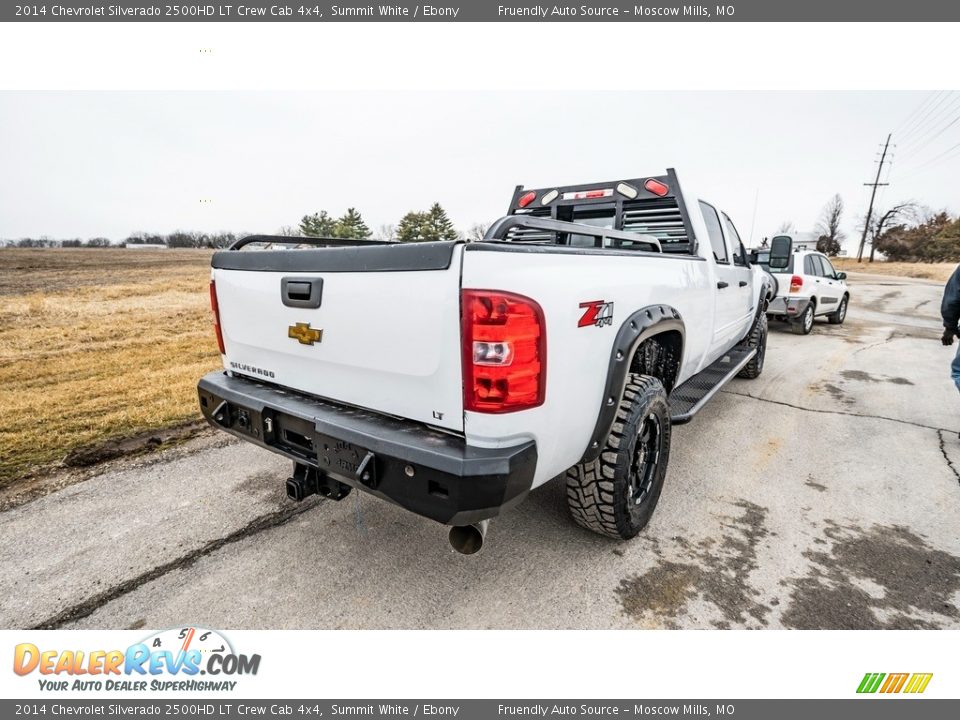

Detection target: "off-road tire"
[827, 295, 848, 325]
[566, 374, 671, 540]
[791, 303, 815, 335]
[737, 311, 768, 379]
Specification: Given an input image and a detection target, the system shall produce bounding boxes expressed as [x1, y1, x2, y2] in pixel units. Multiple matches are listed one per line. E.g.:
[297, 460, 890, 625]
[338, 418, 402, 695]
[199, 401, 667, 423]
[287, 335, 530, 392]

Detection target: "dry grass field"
[833, 257, 956, 282]
[1, 247, 954, 490]
[0, 248, 220, 487]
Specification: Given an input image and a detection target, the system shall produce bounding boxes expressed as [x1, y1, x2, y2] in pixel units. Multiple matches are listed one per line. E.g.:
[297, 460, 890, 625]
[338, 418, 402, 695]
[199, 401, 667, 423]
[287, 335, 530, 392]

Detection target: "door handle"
[717, 281, 729, 289]
[739, 281, 748, 287]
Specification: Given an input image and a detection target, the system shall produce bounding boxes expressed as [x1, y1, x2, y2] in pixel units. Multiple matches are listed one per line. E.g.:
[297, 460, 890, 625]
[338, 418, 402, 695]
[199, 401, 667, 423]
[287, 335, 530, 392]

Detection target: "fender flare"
[579, 305, 685, 464]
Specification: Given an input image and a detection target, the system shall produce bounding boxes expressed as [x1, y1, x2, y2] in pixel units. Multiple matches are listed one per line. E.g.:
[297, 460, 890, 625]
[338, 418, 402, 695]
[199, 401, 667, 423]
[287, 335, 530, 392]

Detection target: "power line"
[897, 91, 953, 145]
[896, 114, 960, 171]
[897, 95, 960, 159]
[899, 91, 958, 143]
[896, 140, 960, 181]
[900, 95, 960, 146]
[892, 90, 941, 138]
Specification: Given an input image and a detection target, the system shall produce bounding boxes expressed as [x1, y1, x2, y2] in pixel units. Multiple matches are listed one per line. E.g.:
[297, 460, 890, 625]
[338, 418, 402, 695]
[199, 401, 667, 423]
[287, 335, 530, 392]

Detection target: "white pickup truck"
[198, 170, 773, 553]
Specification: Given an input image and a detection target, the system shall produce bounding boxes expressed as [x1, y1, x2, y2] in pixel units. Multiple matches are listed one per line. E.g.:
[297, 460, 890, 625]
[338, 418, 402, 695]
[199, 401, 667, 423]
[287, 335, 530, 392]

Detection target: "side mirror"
[769, 235, 792, 270]
[836, 272, 847, 281]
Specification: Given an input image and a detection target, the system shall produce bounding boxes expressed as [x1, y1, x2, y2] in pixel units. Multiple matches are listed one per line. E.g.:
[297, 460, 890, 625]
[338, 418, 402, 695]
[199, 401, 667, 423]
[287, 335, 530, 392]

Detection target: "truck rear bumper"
[767, 296, 812, 318]
[197, 372, 537, 526]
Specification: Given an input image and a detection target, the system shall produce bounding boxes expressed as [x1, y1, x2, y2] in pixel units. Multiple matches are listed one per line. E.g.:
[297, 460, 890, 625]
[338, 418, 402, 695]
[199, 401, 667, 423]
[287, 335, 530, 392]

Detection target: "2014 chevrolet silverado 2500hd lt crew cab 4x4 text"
[198, 170, 773, 553]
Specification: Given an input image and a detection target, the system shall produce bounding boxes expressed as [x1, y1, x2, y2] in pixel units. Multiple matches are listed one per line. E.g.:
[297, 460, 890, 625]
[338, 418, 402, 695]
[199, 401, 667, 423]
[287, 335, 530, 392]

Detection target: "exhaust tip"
[448, 520, 488, 555]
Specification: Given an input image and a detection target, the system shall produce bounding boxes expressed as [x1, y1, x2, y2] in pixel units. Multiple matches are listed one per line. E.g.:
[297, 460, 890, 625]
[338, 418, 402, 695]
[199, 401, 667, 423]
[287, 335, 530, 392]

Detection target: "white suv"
[752, 242, 849, 335]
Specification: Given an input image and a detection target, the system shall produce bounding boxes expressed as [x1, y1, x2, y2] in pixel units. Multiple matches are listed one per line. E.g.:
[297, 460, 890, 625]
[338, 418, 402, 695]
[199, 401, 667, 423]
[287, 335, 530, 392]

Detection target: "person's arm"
[941, 266, 960, 344]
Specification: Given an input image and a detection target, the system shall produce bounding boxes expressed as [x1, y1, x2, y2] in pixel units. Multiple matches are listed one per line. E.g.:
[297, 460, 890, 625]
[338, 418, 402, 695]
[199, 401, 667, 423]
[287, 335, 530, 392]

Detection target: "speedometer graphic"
[140, 627, 234, 659]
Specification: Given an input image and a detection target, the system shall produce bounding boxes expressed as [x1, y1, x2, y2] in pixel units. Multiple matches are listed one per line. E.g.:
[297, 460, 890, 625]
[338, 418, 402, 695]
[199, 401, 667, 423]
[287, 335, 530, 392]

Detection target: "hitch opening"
[286, 462, 352, 503]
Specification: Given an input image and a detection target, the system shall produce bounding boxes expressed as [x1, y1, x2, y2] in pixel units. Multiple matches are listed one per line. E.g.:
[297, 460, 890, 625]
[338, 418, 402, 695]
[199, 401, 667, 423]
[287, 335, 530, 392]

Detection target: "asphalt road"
[3, 273, 959, 630]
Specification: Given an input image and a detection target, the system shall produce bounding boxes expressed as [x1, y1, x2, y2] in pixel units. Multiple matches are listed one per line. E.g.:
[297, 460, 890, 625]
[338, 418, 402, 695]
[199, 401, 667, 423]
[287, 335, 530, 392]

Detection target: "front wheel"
[828, 295, 848, 325]
[791, 303, 815, 335]
[566, 374, 671, 539]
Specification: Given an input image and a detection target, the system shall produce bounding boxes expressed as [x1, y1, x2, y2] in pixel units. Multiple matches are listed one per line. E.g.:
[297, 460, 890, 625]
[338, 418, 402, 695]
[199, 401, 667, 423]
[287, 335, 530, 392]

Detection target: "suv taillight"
[461, 289, 546, 413]
[789, 275, 803, 293]
[209, 280, 225, 354]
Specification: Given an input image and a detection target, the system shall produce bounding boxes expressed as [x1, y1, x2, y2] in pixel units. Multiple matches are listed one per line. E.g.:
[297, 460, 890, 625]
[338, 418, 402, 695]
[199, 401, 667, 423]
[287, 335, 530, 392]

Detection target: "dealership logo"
[13, 627, 260, 693]
[857, 672, 933, 694]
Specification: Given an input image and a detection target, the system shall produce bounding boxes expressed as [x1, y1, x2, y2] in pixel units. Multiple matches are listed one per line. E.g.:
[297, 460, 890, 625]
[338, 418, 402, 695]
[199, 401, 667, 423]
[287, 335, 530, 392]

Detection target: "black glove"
[943, 327, 957, 346]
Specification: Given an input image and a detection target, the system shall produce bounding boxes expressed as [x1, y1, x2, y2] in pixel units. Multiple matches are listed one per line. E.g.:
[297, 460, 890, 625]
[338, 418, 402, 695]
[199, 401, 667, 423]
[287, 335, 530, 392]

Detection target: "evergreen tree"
[335, 207, 372, 239]
[396, 211, 428, 242]
[396, 203, 458, 243]
[424, 202, 459, 241]
[299, 211, 335, 237]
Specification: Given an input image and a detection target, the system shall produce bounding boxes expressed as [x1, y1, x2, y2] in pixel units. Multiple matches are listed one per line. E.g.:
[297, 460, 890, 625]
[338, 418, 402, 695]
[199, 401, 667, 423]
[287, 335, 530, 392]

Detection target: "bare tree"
[466, 222, 490, 242]
[814, 194, 845, 256]
[776, 221, 796, 234]
[275, 225, 302, 237]
[868, 202, 918, 262]
[375, 224, 396, 241]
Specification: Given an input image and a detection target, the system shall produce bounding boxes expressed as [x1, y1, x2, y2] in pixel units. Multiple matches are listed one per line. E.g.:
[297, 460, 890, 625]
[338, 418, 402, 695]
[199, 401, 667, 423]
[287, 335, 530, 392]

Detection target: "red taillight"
[789, 275, 803, 293]
[517, 191, 537, 208]
[209, 280, 225, 354]
[461, 290, 546, 413]
[644, 178, 670, 197]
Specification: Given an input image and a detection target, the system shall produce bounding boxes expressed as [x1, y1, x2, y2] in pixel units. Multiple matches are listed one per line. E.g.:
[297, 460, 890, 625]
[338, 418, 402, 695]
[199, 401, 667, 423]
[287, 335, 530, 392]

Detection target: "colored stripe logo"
[857, 672, 933, 694]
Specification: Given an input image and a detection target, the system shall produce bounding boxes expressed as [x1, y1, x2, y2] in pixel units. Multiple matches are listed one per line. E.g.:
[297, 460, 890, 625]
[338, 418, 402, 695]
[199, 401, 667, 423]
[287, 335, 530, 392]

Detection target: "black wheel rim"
[629, 413, 662, 506]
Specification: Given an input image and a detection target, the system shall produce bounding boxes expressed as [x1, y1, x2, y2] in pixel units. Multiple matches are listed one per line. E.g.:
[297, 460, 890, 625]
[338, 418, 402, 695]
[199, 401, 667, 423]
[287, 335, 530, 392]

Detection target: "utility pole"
[856, 133, 892, 262]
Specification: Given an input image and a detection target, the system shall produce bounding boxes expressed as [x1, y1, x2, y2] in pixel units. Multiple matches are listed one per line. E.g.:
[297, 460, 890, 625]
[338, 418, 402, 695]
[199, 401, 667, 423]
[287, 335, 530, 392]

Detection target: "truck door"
[699, 201, 749, 354]
[722, 212, 754, 337]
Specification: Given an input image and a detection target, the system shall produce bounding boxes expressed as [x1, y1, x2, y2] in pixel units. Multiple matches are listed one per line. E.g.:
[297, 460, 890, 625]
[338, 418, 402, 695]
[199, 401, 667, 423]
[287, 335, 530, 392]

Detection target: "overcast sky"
[1, 91, 957, 251]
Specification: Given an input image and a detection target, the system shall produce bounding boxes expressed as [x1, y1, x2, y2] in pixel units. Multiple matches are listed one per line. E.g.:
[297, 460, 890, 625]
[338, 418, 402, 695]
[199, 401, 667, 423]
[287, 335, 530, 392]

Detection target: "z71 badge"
[578, 300, 614, 328]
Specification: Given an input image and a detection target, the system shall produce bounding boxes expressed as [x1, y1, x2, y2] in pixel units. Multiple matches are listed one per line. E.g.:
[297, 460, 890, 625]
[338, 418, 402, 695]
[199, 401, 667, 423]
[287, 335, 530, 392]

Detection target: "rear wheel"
[566, 374, 671, 539]
[791, 303, 815, 335]
[737, 312, 767, 379]
[828, 295, 848, 325]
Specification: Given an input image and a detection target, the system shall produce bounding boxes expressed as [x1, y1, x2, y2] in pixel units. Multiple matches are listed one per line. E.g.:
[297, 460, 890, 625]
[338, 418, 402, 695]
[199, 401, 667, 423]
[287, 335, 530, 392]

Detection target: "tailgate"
[211, 242, 465, 432]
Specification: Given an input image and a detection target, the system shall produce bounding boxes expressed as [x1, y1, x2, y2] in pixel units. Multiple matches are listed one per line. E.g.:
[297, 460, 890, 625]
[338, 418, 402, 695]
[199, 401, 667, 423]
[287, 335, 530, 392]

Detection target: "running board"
[669, 347, 756, 424]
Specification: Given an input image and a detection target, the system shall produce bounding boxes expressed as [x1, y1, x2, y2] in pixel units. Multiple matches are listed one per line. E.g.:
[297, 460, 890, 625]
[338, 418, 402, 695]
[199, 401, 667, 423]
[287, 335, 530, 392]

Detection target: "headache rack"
[503, 168, 698, 255]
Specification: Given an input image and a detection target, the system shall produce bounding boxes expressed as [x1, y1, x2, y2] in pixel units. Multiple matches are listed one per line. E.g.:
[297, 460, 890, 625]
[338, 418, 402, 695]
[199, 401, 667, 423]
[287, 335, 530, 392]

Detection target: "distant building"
[125, 243, 167, 250]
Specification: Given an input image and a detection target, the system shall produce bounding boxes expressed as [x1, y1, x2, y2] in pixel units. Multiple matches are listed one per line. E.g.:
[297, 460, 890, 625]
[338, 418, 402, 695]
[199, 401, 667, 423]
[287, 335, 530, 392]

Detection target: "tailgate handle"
[281, 277, 323, 308]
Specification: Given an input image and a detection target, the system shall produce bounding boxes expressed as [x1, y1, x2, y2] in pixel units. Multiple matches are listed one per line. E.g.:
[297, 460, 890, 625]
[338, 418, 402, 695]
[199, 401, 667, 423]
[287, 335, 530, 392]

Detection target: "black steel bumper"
[197, 372, 537, 525]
